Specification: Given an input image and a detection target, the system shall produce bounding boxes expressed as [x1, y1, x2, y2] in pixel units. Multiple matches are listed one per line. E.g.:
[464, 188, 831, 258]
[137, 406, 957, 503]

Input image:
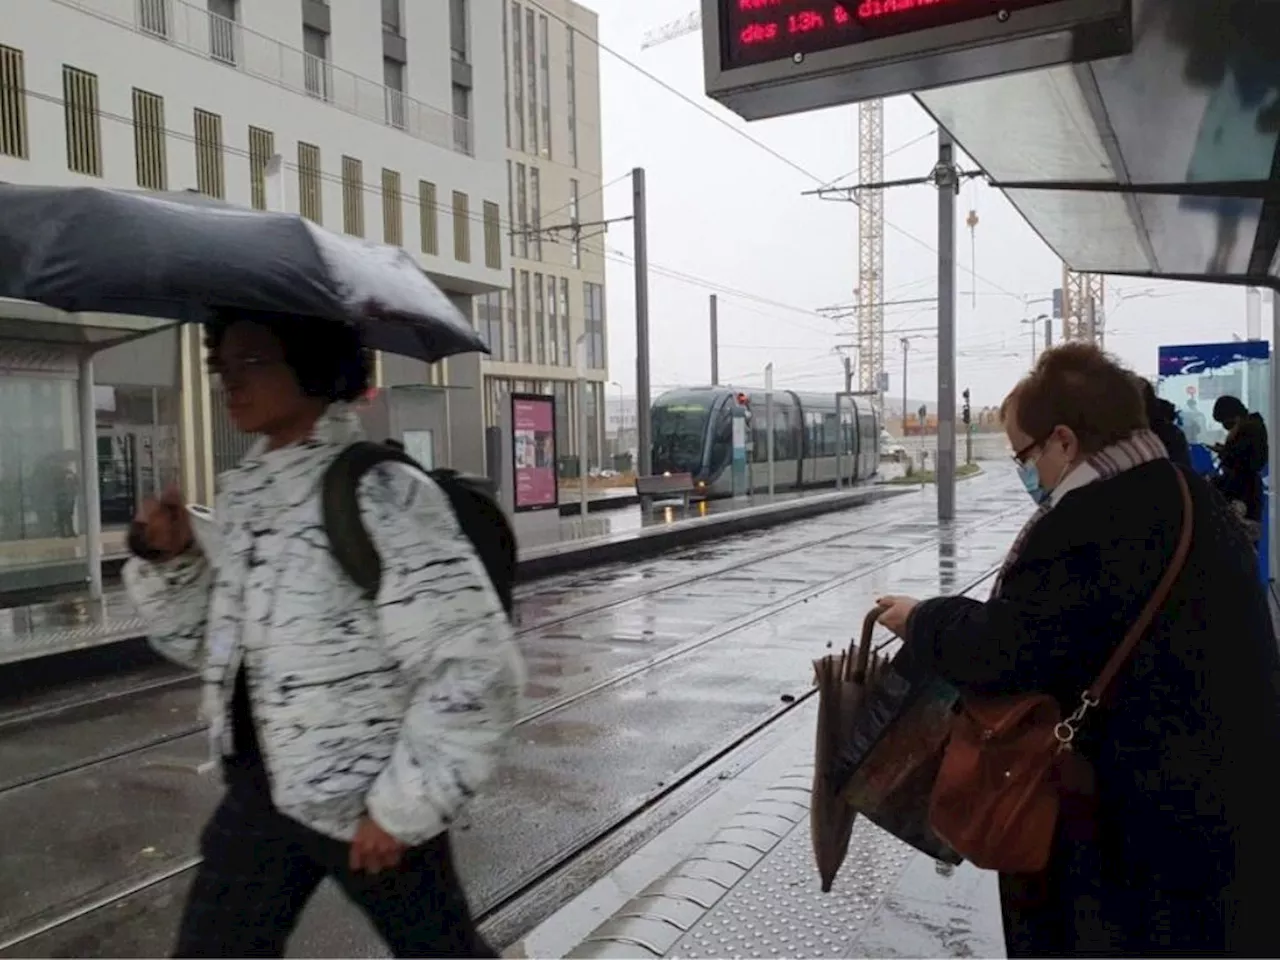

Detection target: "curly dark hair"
[205, 309, 371, 403]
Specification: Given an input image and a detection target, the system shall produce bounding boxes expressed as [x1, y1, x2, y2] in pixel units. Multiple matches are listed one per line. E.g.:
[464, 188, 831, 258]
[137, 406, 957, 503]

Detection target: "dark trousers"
[174, 769, 493, 958]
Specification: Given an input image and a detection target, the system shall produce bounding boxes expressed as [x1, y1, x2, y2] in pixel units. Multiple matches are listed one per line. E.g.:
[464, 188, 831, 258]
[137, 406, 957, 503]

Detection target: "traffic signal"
[961, 387, 971, 425]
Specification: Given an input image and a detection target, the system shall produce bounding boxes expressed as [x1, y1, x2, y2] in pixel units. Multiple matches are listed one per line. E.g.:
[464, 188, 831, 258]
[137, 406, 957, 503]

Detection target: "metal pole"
[936, 129, 958, 522]
[1085, 296, 1097, 344]
[1246, 287, 1262, 340]
[709, 294, 719, 385]
[844, 354, 853, 394]
[633, 168, 652, 478]
[835, 391, 843, 491]
[765, 362, 775, 498]
[78, 352, 103, 601]
[901, 338, 909, 437]
[576, 336, 588, 518]
[1044, 316, 1052, 351]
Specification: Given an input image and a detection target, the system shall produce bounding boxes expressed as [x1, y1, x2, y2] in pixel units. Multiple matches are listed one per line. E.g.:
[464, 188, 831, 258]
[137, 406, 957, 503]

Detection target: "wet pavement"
[0, 470, 1030, 958]
[0, 483, 904, 667]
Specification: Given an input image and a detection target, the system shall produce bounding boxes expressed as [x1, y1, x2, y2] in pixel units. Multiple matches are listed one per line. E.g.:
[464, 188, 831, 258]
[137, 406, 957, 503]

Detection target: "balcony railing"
[60, 0, 472, 156]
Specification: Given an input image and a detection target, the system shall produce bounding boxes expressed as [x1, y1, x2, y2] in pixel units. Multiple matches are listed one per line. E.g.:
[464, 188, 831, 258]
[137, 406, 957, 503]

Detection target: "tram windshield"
[652, 391, 716, 474]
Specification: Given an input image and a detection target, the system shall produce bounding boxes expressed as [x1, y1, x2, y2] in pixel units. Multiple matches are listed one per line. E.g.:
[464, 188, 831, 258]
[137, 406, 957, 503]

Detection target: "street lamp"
[609, 380, 626, 470]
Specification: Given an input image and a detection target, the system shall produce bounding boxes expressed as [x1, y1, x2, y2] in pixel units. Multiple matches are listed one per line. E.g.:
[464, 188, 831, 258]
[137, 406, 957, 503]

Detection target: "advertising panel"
[511, 393, 559, 512]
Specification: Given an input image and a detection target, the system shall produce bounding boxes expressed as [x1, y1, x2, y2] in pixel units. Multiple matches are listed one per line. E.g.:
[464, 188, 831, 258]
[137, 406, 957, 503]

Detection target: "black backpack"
[320, 441, 516, 618]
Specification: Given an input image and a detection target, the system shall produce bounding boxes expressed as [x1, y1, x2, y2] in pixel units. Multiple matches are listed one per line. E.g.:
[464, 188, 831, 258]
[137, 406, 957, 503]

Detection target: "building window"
[515, 163, 529, 259]
[530, 167, 543, 262]
[511, 3, 524, 153]
[248, 125, 273, 211]
[193, 108, 225, 199]
[297, 141, 322, 223]
[584, 281, 605, 369]
[506, 271, 519, 362]
[452, 83, 471, 155]
[382, 0, 401, 34]
[303, 27, 330, 101]
[0, 45, 27, 160]
[475, 291, 503, 356]
[382, 168, 402, 245]
[208, 0, 238, 65]
[548, 276, 559, 366]
[525, 8, 538, 157]
[138, 0, 170, 38]
[560, 277, 571, 367]
[566, 27, 578, 167]
[419, 180, 438, 255]
[341, 156, 364, 236]
[452, 190, 471, 263]
[131, 89, 167, 190]
[569, 178, 581, 268]
[450, 0, 468, 61]
[483, 201, 502, 269]
[63, 65, 103, 178]
[501, 3, 511, 150]
[534, 274, 546, 365]
[384, 58, 405, 129]
[538, 14, 551, 159]
[520, 271, 532, 364]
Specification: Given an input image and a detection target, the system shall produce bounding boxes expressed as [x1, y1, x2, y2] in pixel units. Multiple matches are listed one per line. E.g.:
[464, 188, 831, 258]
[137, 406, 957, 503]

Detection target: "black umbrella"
[0, 183, 487, 364]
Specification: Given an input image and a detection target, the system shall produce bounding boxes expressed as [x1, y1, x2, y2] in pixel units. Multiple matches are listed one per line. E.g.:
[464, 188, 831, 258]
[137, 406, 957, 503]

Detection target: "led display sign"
[723, 0, 1065, 69]
[702, 0, 1132, 122]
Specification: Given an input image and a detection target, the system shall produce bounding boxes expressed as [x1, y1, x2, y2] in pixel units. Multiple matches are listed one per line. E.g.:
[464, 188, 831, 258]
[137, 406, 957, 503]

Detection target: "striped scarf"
[993, 429, 1169, 595]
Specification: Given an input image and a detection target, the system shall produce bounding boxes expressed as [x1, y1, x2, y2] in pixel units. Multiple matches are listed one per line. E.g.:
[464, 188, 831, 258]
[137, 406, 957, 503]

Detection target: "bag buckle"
[1053, 692, 1099, 752]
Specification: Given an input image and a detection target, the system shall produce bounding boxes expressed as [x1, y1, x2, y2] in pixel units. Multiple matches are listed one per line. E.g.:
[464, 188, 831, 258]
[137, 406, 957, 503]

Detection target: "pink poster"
[512, 394, 558, 511]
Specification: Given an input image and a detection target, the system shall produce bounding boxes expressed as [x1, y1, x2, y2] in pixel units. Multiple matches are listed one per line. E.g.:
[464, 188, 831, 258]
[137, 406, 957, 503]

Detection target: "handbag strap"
[1087, 464, 1195, 703]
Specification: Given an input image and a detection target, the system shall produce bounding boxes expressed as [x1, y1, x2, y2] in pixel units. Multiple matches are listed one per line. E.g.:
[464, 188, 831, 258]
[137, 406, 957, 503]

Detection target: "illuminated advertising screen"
[721, 0, 1067, 70]
[511, 393, 559, 512]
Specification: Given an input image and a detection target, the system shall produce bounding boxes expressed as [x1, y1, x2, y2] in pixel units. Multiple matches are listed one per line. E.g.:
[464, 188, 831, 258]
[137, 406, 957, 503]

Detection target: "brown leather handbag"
[927, 466, 1194, 875]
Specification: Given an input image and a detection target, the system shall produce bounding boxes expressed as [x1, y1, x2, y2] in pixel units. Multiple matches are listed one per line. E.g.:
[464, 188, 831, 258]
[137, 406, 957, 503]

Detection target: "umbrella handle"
[849, 605, 887, 683]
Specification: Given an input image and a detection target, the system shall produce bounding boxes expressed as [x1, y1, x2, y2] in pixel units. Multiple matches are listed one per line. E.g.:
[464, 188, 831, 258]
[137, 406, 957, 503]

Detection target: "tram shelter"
[700, 0, 1280, 599]
[0, 297, 173, 601]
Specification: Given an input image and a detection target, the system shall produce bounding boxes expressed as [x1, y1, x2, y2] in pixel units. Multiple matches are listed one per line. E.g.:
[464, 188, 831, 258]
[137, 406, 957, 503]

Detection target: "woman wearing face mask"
[876, 344, 1280, 957]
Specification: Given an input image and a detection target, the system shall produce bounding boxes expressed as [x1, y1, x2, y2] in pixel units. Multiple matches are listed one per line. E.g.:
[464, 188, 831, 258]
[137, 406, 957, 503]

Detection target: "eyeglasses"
[206, 356, 282, 381]
[1011, 439, 1041, 465]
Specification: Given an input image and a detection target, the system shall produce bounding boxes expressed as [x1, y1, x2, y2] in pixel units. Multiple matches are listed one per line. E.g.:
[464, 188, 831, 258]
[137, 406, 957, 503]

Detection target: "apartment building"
[479, 0, 607, 475]
[0, 0, 506, 591]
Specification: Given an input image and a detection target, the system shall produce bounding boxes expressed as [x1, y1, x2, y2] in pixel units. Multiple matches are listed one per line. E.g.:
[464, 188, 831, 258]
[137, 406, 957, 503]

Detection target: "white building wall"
[0, 0, 507, 294]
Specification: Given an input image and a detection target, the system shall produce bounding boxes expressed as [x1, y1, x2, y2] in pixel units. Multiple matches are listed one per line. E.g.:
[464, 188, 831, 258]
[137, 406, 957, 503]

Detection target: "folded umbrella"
[0, 183, 486, 364]
[810, 606, 888, 893]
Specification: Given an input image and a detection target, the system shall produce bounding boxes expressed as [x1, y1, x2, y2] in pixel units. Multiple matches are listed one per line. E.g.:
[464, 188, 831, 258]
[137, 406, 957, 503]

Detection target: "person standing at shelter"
[1139, 377, 1191, 469]
[1211, 394, 1268, 525]
[124, 310, 522, 958]
[876, 344, 1280, 957]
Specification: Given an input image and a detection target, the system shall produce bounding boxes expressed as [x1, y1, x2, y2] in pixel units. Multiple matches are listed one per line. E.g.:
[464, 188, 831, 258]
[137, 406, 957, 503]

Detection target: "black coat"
[1216, 413, 1269, 521]
[1148, 398, 1192, 470]
[907, 461, 1280, 957]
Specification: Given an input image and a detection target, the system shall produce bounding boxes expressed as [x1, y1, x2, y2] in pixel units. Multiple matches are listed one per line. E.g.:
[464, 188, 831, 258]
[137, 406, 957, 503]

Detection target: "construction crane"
[1061, 267, 1106, 347]
[639, 10, 886, 402]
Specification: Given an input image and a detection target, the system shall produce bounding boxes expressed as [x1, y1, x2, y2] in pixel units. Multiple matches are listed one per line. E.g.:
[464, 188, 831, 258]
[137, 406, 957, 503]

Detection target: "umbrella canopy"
[810, 605, 888, 893]
[0, 184, 487, 364]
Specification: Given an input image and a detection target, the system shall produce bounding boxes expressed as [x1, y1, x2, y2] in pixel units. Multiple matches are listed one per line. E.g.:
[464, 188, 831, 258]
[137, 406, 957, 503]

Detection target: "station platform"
[0, 480, 911, 667]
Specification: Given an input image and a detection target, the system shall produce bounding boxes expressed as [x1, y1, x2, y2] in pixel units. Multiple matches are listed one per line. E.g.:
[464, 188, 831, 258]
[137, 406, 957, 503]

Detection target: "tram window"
[773, 406, 794, 459]
[822, 413, 839, 456]
[709, 406, 732, 471]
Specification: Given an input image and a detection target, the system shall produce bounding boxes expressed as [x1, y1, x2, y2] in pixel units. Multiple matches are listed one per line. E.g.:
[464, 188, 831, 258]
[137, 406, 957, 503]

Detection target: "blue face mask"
[1017, 459, 1050, 505]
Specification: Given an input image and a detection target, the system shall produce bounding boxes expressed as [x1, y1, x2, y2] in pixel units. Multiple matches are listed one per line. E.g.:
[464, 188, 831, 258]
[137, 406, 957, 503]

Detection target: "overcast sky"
[575, 0, 1258, 409]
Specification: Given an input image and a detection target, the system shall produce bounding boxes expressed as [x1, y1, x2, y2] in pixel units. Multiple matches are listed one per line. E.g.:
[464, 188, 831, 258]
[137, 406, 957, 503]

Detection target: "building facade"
[477, 0, 607, 477]
[0, 0, 506, 591]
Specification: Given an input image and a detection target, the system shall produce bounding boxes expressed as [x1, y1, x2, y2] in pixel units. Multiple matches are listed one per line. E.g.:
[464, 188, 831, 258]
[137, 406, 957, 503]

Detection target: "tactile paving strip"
[567, 764, 917, 959]
[0, 615, 149, 664]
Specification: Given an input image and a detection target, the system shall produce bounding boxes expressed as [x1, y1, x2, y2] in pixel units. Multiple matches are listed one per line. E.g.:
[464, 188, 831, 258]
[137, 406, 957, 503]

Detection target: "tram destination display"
[703, 0, 1132, 120]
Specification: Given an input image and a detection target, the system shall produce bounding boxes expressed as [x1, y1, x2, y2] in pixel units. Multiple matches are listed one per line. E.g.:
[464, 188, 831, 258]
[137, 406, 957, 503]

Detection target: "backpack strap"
[321, 440, 420, 601]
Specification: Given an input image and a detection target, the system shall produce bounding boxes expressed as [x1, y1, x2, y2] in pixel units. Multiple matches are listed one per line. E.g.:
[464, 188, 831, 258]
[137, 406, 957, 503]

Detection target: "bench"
[635, 472, 697, 511]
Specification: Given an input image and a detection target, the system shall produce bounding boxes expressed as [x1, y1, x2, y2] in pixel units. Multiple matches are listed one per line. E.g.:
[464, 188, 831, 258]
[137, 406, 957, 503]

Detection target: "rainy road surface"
[0, 470, 1030, 958]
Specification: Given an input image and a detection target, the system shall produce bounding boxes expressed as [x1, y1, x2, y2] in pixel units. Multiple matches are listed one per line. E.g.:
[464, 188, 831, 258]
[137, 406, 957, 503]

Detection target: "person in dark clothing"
[876, 344, 1280, 957]
[1138, 377, 1191, 469]
[1211, 394, 1269, 522]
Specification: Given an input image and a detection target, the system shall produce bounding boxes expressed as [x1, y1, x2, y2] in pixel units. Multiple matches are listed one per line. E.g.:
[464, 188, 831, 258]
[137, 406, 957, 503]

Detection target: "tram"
[650, 386, 879, 498]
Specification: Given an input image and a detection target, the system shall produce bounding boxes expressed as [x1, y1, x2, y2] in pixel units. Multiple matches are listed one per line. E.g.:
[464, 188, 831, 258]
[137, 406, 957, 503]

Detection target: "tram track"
[0, 553, 1008, 957]
[0, 495, 1023, 954]
[0, 492, 1011, 801]
[0, 488, 935, 777]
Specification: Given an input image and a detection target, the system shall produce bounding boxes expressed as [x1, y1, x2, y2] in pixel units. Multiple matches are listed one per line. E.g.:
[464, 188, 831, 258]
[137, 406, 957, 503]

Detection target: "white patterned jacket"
[123, 407, 523, 845]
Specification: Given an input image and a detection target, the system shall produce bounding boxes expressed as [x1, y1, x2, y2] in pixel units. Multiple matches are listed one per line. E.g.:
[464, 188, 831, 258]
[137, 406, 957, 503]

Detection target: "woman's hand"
[349, 816, 406, 873]
[876, 595, 920, 638]
[132, 487, 194, 560]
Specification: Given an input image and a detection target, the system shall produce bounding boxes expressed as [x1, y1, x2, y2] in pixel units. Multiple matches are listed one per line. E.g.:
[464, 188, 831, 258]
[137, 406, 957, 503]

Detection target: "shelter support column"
[1270, 289, 1279, 593]
[78, 351, 102, 602]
